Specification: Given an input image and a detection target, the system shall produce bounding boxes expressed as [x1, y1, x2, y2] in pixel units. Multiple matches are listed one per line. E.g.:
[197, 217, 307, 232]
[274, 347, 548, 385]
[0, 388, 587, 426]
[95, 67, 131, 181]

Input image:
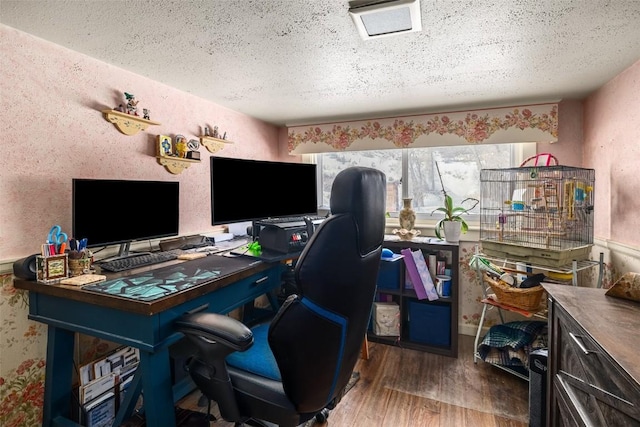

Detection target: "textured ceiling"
[2, 0, 640, 126]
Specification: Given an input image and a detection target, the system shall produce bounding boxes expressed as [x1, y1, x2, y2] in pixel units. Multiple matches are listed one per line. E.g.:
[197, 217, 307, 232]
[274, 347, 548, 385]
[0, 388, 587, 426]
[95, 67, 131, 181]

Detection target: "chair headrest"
[330, 167, 386, 254]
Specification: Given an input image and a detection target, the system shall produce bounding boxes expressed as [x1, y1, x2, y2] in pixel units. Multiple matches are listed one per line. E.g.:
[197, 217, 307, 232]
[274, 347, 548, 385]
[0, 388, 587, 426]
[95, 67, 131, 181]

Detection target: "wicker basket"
[483, 274, 545, 311]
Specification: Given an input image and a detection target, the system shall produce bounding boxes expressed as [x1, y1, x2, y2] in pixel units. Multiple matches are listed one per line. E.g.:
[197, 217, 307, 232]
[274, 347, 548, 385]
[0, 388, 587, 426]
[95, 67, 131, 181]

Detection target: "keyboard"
[257, 216, 326, 229]
[258, 215, 325, 225]
[180, 241, 214, 250]
[182, 238, 248, 253]
[99, 252, 179, 272]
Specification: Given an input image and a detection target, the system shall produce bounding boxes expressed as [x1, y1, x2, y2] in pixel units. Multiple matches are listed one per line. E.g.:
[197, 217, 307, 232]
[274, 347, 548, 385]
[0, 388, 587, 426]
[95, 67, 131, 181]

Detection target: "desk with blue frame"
[13, 253, 286, 427]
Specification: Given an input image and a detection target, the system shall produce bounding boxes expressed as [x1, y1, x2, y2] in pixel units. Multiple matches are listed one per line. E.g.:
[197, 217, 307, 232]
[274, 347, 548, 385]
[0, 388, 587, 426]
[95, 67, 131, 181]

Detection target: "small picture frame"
[36, 254, 69, 283]
[158, 135, 173, 157]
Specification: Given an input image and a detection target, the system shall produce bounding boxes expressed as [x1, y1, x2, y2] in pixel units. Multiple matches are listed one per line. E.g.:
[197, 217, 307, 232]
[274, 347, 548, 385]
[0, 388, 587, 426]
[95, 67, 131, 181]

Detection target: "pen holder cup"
[36, 254, 69, 284]
[69, 258, 91, 277]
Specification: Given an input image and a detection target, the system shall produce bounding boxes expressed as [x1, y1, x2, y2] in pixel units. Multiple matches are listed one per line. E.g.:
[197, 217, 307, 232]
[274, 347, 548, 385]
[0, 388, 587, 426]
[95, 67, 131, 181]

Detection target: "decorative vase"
[443, 220, 461, 243]
[399, 198, 416, 231]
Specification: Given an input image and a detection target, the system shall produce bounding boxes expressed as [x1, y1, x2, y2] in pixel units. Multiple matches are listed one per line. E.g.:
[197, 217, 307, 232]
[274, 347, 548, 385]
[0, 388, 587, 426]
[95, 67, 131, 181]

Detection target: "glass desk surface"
[82, 255, 260, 302]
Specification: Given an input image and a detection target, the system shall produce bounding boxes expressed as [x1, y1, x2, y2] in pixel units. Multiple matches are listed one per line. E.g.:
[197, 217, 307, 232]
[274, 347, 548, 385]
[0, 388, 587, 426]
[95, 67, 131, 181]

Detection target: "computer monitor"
[72, 178, 179, 257]
[210, 157, 318, 225]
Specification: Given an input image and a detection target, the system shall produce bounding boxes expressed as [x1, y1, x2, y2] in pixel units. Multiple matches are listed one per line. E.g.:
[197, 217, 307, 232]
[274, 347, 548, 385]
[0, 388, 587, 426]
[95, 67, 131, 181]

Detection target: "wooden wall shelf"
[156, 156, 199, 174]
[200, 136, 233, 153]
[102, 109, 161, 136]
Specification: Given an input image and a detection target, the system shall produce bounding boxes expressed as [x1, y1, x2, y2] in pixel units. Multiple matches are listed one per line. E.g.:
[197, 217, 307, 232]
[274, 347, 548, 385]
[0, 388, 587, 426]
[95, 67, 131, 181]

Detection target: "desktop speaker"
[13, 254, 39, 280]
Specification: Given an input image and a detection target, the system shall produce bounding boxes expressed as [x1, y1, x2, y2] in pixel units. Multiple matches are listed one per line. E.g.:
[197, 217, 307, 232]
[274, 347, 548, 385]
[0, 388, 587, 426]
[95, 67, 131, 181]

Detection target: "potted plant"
[431, 162, 479, 242]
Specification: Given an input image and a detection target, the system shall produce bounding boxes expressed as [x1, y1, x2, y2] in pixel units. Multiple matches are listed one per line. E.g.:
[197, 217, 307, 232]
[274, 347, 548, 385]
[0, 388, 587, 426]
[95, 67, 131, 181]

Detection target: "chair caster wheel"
[315, 408, 330, 423]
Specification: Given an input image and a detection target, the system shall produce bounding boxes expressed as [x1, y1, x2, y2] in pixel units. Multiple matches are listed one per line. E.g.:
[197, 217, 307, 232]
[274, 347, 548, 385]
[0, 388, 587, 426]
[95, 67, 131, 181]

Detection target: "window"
[313, 143, 535, 222]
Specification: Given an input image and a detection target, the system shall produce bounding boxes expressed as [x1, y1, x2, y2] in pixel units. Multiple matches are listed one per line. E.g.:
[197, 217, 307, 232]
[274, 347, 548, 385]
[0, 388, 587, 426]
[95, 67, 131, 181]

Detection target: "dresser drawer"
[554, 303, 640, 425]
[554, 378, 586, 427]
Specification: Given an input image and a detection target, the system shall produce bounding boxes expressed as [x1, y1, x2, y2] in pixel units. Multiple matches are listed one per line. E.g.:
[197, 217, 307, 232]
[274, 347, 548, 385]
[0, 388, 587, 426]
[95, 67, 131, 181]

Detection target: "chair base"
[234, 408, 330, 427]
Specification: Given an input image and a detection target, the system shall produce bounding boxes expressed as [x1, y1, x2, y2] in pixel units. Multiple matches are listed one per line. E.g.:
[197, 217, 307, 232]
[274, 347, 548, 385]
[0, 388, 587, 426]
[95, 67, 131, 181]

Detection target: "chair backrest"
[267, 166, 386, 414]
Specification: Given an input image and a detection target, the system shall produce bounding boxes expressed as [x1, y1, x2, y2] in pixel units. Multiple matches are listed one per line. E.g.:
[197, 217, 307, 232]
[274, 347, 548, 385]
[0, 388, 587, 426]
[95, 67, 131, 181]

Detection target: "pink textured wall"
[539, 99, 583, 166]
[583, 59, 640, 246]
[0, 26, 294, 261]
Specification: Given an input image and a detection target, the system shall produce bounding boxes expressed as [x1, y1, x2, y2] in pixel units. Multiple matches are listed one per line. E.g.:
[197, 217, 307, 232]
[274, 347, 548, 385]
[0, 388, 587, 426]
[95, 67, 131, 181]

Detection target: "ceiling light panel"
[349, 0, 422, 40]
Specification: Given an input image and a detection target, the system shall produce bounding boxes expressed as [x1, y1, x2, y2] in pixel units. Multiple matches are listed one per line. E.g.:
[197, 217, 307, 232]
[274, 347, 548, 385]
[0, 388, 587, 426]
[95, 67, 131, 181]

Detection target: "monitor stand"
[99, 241, 151, 263]
[118, 241, 132, 258]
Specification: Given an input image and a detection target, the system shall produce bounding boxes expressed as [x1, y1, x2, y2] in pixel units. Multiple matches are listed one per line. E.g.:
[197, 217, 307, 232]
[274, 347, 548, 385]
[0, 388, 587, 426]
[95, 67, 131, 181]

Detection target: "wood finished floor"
[176, 334, 529, 427]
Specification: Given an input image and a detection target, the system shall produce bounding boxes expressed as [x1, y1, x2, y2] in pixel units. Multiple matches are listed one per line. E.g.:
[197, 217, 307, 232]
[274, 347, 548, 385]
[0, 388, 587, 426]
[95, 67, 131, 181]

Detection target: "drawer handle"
[185, 303, 209, 315]
[569, 332, 594, 355]
[253, 276, 269, 286]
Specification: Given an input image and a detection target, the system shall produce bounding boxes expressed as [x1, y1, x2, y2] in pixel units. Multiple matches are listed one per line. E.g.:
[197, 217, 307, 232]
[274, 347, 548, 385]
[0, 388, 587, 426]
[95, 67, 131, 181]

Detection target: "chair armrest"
[175, 312, 251, 421]
[175, 312, 253, 352]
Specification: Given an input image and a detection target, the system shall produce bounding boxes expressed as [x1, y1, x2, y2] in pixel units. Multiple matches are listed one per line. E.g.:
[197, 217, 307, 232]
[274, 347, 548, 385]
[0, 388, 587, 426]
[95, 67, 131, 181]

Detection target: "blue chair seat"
[226, 323, 281, 381]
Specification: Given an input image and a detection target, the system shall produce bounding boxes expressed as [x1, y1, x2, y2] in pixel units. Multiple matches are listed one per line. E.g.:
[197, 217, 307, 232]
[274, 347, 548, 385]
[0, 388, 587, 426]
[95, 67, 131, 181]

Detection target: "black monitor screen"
[72, 179, 179, 248]
[210, 157, 317, 225]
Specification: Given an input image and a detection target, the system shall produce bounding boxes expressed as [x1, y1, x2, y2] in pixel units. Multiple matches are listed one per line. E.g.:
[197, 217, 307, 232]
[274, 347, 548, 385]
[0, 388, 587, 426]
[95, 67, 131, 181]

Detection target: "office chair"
[175, 166, 386, 426]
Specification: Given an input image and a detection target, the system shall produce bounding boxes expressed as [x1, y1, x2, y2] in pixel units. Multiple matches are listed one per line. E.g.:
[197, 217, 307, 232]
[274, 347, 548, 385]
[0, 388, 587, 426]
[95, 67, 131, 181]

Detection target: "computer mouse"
[381, 248, 394, 258]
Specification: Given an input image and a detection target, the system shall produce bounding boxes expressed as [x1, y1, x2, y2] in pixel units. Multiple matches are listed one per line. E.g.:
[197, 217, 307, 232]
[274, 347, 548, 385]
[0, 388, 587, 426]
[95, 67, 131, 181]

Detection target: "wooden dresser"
[545, 284, 640, 426]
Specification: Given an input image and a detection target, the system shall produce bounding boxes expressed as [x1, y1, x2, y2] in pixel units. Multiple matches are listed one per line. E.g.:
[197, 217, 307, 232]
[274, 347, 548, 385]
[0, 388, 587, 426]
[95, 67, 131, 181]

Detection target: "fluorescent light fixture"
[349, 0, 422, 40]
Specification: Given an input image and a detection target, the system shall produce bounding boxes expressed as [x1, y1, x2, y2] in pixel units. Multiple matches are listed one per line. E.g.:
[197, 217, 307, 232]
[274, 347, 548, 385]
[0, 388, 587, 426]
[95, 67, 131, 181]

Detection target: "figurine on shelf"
[159, 136, 172, 157]
[143, 109, 150, 120]
[124, 92, 139, 116]
[212, 126, 219, 138]
[186, 139, 201, 160]
[204, 126, 210, 136]
[187, 139, 200, 151]
[114, 104, 125, 113]
[175, 135, 188, 158]
[222, 132, 227, 140]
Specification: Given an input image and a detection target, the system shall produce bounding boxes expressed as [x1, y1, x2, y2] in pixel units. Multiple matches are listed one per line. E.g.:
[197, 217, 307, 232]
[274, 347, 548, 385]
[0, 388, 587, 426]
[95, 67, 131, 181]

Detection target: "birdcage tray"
[480, 240, 592, 267]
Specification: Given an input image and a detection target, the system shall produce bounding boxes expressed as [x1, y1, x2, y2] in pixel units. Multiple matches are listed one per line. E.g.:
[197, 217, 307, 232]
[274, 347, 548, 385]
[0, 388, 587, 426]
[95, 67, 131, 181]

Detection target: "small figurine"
[174, 135, 188, 158]
[124, 92, 139, 116]
[204, 126, 210, 136]
[212, 126, 219, 138]
[143, 109, 150, 120]
[160, 138, 172, 156]
[187, 139, 200, 151]
[114, 104, 125, 113]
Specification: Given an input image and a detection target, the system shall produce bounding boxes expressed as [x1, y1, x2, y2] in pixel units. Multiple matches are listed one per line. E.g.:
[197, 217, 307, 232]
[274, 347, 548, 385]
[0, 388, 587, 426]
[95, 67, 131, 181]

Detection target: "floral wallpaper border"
[288, 103, 558, 154]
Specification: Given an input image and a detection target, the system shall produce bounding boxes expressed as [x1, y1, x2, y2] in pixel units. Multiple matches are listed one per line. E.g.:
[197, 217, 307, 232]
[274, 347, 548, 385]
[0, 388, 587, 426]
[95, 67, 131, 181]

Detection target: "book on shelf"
[118, 373, 135, 405]
[76, 369, 138, 425]
[80, 372, 116, 405]
[80, 346, 140, 386]
[401, 248, 439, 301]
[81, 391, 116, 427]
[77, 344, 140, 424]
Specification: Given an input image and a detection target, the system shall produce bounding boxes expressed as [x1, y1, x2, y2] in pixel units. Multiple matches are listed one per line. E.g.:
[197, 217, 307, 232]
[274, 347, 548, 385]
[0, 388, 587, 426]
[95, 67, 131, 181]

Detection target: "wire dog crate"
[479, 165, 595, 267]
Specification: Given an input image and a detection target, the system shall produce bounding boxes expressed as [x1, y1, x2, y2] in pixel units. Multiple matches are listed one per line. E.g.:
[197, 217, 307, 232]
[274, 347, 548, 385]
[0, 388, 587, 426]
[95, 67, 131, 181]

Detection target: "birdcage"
[479, 165, 595, 267]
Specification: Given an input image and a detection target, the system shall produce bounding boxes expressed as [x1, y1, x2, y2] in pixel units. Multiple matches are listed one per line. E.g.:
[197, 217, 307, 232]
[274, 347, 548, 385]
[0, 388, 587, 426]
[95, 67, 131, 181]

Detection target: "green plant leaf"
[444, 194, 453, 211]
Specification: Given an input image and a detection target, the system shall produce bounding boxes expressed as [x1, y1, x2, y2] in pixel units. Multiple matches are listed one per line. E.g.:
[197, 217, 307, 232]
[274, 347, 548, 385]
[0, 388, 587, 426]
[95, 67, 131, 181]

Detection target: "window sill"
[385, 219, 480, 243]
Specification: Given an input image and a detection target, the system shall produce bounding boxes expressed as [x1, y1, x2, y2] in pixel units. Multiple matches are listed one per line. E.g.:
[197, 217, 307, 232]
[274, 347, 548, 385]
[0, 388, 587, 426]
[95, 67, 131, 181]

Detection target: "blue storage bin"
[376, 254, 402, 289]
[408, 301, 451, 347]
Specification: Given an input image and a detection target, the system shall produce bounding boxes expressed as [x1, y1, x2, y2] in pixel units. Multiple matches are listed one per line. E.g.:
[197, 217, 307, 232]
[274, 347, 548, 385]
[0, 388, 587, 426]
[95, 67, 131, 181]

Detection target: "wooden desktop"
[14, 253, 286, 427]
